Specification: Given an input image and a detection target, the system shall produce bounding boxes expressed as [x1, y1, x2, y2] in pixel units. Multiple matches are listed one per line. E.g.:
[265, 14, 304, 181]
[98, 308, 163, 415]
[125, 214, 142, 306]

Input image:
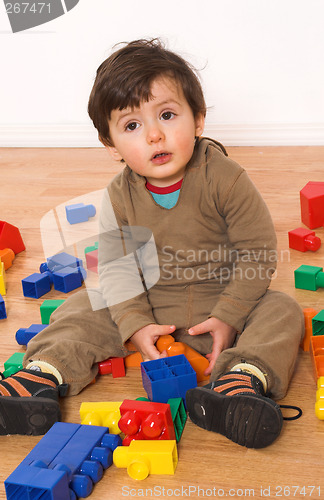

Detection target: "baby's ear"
[99, 135, 123, 161]
[194, 112, 205, 137]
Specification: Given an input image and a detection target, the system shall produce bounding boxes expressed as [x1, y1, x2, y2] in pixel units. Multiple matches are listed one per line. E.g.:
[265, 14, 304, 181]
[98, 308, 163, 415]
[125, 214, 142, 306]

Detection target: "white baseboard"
[0, 122, 323, 147]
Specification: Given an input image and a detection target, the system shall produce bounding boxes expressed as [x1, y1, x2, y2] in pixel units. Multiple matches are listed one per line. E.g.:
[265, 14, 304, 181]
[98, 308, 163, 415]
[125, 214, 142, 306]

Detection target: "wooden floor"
[1, 146, 324, 499]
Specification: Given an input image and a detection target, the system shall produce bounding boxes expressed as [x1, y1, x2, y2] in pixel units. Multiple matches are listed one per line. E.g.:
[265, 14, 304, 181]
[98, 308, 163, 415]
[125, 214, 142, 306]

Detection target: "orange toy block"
[156, 335, 209, 382]
[0, 221, 25, 254]
[301, 308, 318, 351]
[310, 335, 324, 381]
[0, 248, 15, 270]
[124, 340, 143, 367]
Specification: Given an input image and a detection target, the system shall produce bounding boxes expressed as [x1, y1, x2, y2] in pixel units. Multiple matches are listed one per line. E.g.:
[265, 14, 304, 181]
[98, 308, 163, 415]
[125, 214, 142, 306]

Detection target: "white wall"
[0, 0, 323, 146]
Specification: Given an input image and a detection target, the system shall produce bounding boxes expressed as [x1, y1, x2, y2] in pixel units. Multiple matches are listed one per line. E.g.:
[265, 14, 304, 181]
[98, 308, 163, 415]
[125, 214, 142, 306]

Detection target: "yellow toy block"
[0, 262, 6, 296]
[79, 401, 122, 434]
[113, 440, 178, 480]
[315, 378, 324, 419]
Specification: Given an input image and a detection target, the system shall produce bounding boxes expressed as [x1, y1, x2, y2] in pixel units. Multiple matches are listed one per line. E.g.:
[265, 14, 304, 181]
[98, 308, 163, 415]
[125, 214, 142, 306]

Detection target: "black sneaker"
[0, 369, 62, 435]
[186, 371, 283, 448]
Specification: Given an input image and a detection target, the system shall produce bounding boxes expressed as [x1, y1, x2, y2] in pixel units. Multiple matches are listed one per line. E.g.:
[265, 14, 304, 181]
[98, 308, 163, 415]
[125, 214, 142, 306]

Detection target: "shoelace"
[279, 404, 302, 421]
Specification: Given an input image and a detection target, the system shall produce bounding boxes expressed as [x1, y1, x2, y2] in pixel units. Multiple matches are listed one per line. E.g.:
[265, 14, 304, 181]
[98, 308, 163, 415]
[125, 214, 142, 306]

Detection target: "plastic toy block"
[80, 402, 123, 434]
[124, 340, 143, 367]
[315, 379, 324, 420]
[65, 203, 96, 224]
[137, 397, 187, 443]
[22, 271, 52, 298]
[3, 352, 24, 377]
[98, 357, 125, 377]
[288, 227, 321, 252]
[310, 336, 324, 381]
[0, 294, 6, 319]
[312, 310, 324, 336]
[40, 252, 83, 274]
[40, 299, 66, 324]
[0, 248, 15, 270]
[16, 323, 47, 345]
[300, 181, 324, 229]
[167, 398, 187, 442]
[5, 422, 118, 499]
[52, 266, 86, 293]
[113, 439, 178, 480]
[85, 248, 98, 273]
[0, 261, 6, 295]
[156, 334, 209, 382]
[84, 242, 98, 254]
[141, 354, 197, 405]
[294, 265, 324, 291]
[301, 308, 318, 351]
[0, 220, 25, 254]
[118, 399, 176, 446]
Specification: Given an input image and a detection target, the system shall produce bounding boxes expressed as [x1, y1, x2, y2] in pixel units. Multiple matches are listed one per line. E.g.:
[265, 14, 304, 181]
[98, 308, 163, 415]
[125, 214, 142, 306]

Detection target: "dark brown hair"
[88, 39, 206, 146]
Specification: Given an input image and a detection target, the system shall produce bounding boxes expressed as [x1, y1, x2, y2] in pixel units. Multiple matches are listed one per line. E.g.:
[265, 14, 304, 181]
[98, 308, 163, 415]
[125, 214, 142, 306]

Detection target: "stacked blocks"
[85, 249, 98, 273]
[301, 308, 318, 351]
[65, 203, 96, 224]
[300, 181, 324, 229]
[80, 402, 123, 434]
[288, 228, 321, 252]
[0, 294, 6, 319]
[113, 440, 178, 480]
[16, 324, 47, 345]
[5, 422, 120, 499]
[294, 265, 324, 291]
[137, 397, 187, 443]
[98, 357, 125, 378]
[141, 354, 197, 405]
[118, 399, 176, 446]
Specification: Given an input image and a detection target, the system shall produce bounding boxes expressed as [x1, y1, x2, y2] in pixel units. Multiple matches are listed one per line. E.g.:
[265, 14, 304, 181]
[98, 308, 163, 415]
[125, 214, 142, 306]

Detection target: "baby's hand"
[188, 317, 237, 375]
[130, 323, 176, 362]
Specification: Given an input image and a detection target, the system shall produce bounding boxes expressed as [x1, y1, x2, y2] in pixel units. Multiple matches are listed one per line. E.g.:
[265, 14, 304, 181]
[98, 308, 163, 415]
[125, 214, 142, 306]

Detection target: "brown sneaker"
[0, 369, 62, 435]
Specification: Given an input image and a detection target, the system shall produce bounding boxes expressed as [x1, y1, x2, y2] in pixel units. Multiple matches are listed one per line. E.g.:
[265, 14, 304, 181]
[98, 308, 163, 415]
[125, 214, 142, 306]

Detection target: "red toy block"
[85, 248, 98, 273]
[0, 248, 15, 270]
[300, 182, 324, 229]
[118, 399, 176, 446]
[301, 308, 318, 351]
[288, 227, 321, 252]
[98, 357, 125, 377]
[0, 221, 25, 254]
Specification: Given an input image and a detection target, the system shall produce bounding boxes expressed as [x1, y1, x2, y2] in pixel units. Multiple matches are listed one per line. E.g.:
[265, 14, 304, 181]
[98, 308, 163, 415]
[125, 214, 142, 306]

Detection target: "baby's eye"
[125, 122, 139, 131]
[161, 111, 175, 121]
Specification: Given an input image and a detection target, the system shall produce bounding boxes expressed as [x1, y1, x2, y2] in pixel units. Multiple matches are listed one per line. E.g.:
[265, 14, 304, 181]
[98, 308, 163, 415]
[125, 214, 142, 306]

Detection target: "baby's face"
[106, 76, 204, 187]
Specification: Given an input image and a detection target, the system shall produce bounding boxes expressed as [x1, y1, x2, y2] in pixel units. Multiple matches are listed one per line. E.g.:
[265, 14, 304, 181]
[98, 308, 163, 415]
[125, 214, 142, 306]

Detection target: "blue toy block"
[40, 252, 83, 274]
[65, 203, 96, 225]
[16, 324, 48, 345]
[5, 422, 121, 500]
[22, 272, 52, 298]
[0, 294, 6, 319]
[141, 354, 197, 406]
[53, 266, 86, 293]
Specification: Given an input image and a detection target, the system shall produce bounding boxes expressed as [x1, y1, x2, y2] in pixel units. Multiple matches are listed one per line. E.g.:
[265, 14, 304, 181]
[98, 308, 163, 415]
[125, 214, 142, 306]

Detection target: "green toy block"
[294, 265, 324, 291]
[84, 242, 98, 254]
[40, 299, 65, 324]
[3, 352, 24, 377]
[136, 396, 187, 442]
[168, 397, 187, 442]
[312, 310, 324, 336]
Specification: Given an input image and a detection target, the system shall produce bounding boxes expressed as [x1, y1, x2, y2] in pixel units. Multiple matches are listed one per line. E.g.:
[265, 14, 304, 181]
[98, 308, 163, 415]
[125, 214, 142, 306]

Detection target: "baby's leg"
[24, 288, 128, 395]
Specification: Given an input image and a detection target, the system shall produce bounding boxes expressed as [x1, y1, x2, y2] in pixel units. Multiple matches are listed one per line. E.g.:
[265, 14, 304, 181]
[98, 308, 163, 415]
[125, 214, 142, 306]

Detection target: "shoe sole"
[186, 387, 283, 448]
[0, 396, 61, 435]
